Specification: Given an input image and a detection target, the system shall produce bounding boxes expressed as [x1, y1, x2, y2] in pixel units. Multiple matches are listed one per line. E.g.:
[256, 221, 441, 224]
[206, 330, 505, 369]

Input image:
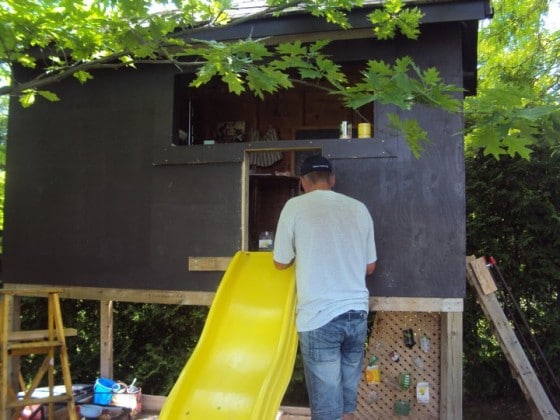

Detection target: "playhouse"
[2, 0, 491, 418]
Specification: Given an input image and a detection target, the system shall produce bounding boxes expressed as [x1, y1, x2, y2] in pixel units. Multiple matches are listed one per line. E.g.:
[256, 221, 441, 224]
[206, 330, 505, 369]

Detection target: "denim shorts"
[298, 310, 368, 420]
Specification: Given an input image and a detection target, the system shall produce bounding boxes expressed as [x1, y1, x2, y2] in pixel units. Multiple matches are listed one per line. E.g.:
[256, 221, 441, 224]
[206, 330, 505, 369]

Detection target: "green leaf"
[466, 126, 506, 160]
[367, 0, 422, 40]
[384, 0, 403, 14]
[512, 106, 558, 121]
[276, 41, 306, 56]
[387, 113, 429, 158]
[17, 54, 37, 69]
[73, 71, 94, 84]
[221, 72, 244, 95]
[19, 91, 35, 108]
[299, 68, 323, 80]
[308, 40, 330, 54]
[37, 90, 60, 103]
[505, 134, 534, 159]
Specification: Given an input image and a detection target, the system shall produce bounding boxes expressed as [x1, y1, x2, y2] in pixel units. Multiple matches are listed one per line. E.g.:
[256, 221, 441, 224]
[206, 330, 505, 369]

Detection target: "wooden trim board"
[371, 297, 463, 312]
[3, 283, 463, 312]
[2, 284, 215, 306]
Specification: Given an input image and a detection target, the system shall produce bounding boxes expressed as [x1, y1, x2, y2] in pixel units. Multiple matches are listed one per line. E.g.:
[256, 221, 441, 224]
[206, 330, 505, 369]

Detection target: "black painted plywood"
[3, 22, 467, 297]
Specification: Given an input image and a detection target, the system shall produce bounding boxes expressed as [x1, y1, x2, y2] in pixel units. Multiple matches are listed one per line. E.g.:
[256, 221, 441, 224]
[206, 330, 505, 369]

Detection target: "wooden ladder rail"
[0, 289, 77, 420]
[466, 256, 560, 420]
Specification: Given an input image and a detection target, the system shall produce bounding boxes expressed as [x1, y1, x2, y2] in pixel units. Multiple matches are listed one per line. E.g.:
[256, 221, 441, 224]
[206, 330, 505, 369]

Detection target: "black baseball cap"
[300, 155, 333, 176]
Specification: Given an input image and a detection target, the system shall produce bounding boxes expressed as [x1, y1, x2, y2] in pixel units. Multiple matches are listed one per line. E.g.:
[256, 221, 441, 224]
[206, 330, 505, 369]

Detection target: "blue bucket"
[93, 377, 116, 405]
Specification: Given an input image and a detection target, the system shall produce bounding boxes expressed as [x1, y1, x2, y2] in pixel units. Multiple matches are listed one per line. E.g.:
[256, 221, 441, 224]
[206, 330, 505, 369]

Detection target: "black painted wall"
[3, 22, 467, 297]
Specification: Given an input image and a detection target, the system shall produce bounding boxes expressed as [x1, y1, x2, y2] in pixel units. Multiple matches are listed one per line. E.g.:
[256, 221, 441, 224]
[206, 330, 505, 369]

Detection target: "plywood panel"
[303, 90, 351, 126]
[4, 24, 468, 298]
[257, 90, 303, 139]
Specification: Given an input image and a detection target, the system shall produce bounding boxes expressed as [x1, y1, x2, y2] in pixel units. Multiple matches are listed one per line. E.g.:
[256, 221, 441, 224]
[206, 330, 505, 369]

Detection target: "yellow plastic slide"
[159, 251, 298, 419]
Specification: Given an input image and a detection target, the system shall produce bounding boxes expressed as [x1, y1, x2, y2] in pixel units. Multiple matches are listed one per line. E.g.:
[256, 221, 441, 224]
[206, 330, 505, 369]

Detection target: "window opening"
[172, 64, 373, 147]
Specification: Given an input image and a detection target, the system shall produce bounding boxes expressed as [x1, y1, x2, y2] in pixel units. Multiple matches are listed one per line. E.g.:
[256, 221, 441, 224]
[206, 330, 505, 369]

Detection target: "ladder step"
[8, 340, 64, 355]
[8, 328, 77, 342]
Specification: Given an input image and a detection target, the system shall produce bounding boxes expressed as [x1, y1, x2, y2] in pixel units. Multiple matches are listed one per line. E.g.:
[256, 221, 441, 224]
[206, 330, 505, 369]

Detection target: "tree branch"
[0, 1, 306, 98]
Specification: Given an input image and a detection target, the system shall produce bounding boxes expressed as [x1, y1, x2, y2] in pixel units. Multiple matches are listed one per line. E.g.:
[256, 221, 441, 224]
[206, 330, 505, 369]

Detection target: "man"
[273, 155, 377, 420]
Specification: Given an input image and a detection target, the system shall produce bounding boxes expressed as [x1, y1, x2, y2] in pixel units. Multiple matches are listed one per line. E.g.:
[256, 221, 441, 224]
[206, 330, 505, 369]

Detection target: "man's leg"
[298, 320, 345, 420]
[341, 311, 368, 417]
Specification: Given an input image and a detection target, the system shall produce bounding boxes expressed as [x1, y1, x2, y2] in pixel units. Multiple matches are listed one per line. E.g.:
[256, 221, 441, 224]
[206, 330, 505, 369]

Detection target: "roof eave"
[188, 0, 492, 42]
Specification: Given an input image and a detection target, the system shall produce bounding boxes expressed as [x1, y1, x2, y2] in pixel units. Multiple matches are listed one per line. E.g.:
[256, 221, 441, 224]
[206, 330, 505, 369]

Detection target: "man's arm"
[274, 258, 295, 270]
[366, 262, 377, 276]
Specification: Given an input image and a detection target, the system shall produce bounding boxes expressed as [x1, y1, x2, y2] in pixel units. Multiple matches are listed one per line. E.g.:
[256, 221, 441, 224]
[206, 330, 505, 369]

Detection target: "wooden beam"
[5, 283, 465, 315]
[3, 284, 215, 306]
[370, 297, 463, 313]
[100, 301, 113, 379]
[468, 255, 497, 295]
[440, 311, 463, 420]
[4, 284, 463, 313]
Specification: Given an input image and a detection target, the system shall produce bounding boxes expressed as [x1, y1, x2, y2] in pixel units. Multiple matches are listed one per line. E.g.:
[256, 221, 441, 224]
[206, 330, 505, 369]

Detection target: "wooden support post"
[4, 295, 21, 404]
[0, 292, 9, 418]
[100, 300, 114, 379]
[440, 311, 463, 420]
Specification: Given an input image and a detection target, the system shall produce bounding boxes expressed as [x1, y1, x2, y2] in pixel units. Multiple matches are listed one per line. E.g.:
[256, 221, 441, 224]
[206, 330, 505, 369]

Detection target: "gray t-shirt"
[274, 190, 377, 332]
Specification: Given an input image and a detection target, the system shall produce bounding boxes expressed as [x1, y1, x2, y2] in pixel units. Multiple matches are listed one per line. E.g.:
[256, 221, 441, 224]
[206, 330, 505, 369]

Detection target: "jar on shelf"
[258, 231, 274, 251]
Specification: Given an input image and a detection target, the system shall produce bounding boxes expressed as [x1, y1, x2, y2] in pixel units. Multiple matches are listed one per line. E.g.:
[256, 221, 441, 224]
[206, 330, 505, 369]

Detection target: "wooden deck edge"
[4, 284, 463, 312]
[2, 284, 215, 306]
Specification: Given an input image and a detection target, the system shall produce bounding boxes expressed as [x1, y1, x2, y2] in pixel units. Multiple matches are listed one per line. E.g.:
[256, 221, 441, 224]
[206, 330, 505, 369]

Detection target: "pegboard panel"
[357, 311, 441, 419]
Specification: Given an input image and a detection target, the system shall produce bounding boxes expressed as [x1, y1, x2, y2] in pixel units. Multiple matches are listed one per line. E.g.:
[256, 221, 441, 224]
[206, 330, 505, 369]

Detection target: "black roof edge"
[187, 0, 492, 42]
